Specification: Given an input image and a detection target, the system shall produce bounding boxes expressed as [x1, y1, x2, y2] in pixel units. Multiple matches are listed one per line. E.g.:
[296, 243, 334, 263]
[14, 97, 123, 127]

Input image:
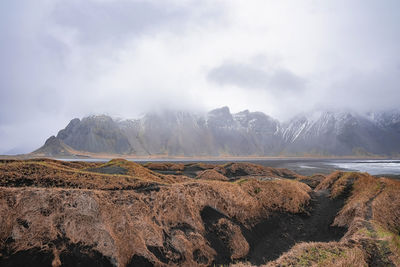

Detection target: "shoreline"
[1, 154, 398, 161]
[1, 156, 399, 179]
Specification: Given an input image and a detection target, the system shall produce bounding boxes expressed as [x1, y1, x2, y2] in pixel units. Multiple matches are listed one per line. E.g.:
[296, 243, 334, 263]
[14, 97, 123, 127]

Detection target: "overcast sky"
[1, 0, 400, 154]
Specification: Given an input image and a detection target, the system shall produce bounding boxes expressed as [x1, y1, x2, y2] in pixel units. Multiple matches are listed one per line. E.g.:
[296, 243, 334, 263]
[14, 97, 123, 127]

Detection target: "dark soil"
[0, 241, 114, 267]
[246, 189, 347, 264]
[131, 184, 160, 193]
[222, 163, 250, 178]
[146, 230, 184, 264]
[149, 163, 207, 178]
[182, 165, 207, 178]
[59, 242, 114, 267]
[201, 189, 349, 265]
[201, 206, 235, 264]
[0, 248, 54, 267]
[127, 255, 154, 267]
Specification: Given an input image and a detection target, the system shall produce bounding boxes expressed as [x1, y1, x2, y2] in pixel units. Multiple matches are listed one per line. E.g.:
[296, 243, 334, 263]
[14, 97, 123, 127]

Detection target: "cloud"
[207, 61, 306, 94]
[0, 0, 222, 153]
[51, 0, 219, 45]
[1, 0, 400, 153]
[322, 66, 400, 113]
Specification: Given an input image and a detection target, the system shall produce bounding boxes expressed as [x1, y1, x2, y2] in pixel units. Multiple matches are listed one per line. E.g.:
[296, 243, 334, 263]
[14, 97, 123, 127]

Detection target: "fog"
[1, 0, 400, 154]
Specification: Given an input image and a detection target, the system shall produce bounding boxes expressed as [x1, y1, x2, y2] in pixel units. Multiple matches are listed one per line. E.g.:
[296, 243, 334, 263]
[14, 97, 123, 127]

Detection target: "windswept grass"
[0, 158, 314, 266]
[232, 170, 400, 267]
[1, 159, 400, 266]
[265, 242, 367, 267]
[143, 162, 185, 171]
[196, 169, 229, 181]
[0, 159, 174, 190]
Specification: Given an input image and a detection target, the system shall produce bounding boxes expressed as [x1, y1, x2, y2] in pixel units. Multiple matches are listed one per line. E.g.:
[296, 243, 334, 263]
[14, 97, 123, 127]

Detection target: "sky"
[1, 0, 400, 154]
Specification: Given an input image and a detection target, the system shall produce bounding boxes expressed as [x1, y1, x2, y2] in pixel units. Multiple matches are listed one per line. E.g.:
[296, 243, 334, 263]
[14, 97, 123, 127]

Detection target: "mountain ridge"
[32, 107, 400, 157]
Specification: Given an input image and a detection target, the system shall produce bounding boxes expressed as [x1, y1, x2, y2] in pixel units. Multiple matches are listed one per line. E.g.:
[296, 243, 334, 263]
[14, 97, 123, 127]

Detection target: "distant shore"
[0, 153, 397, 161]
[1, 155, 399, 179]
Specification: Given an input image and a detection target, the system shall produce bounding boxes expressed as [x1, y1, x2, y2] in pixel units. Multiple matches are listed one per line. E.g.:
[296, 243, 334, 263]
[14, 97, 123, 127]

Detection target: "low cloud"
[322, 66, 400, 113]
[207, 61, 306, 94]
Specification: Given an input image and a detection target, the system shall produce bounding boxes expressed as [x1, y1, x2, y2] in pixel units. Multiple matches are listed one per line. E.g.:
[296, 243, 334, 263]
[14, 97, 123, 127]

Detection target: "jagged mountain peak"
[208, 106, 231, 115]
[33, 107, 400, 157]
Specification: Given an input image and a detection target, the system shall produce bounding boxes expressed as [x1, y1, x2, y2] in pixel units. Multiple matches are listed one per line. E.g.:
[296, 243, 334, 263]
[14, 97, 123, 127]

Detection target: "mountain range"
[33, 107, 400, 157]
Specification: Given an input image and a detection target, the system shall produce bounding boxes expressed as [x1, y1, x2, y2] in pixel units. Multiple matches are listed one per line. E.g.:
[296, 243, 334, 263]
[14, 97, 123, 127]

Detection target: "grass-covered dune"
[0, 159, 399, 266]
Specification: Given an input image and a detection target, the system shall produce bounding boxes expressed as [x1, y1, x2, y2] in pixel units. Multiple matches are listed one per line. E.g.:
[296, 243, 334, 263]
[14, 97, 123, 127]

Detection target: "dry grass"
[86, 158, 189, 183]
[316, 171, 400, 237]
[195, 169, 229, 181]
[0, 180, 311, 265]
[297, 174, 326, 189]
[0, 159, 312, 266]
[29, 158, 100, 170]
[0, 159, 189, 191]
[374, 223, 400, 266]
[232, 171, 400, 267]
[189, 162, 219, 170]
[264, 242, 367, 267]
[215, 162, 304, 180]
[143, 162, 185, 171]
[2, 159, 400, 266]
[316, 171, 370, 199]
[213, 217, 250, 260]
[231, 242, 367, 267]
[332, 174, 384, 228]
[372, 178, 400, 234]
[312, 171, 400, 267]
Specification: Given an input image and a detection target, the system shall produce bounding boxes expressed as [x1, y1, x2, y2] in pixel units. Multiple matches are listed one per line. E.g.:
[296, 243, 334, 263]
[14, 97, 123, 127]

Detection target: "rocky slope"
[33, 108, 400, 157]
[32, 136, 76, 157]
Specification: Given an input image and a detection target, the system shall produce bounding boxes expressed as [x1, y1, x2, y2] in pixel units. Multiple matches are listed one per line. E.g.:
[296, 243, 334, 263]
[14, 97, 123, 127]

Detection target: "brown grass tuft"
[372, 178, 400, 234]
[0, 159, 312, 266]
[144, 162, 185, 171]
[3, 159, 400, 266]
[265, 242, 367, 267]
[196, 169, 229, 181]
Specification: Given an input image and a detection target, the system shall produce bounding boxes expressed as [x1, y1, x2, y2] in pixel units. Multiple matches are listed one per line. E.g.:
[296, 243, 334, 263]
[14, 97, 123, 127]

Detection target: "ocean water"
[326, 160, 400, 175]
